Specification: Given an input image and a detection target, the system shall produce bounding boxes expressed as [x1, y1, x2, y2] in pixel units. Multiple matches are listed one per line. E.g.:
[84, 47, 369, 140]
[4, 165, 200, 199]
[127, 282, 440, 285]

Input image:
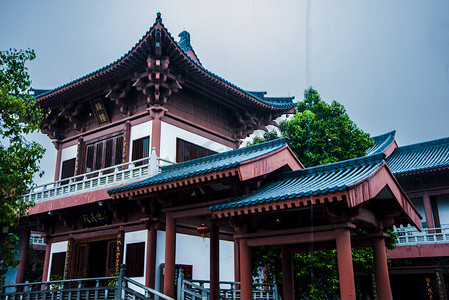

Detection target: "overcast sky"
[1, 0, 448, 185]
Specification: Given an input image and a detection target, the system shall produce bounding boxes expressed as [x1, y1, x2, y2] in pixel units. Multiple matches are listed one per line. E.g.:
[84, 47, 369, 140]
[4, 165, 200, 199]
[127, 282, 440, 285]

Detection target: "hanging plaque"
[90, 99, 111, 126]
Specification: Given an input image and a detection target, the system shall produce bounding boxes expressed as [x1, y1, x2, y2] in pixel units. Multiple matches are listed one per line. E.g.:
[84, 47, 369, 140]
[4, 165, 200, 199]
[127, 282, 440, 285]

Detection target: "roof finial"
[156, 12, 162, 23]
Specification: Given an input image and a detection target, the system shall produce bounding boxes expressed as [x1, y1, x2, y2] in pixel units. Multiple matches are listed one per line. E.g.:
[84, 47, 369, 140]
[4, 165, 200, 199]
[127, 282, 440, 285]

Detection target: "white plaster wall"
[155, 231, 235, 292]
[129, 121, 153, 162]
[160, 122, 232, 163]
[46, 241, 68, 281]
[411, 197, 426, 224]
[123, 230, 147, 286]
[436, 194, 449, 225]
[59, 145, 77, 180]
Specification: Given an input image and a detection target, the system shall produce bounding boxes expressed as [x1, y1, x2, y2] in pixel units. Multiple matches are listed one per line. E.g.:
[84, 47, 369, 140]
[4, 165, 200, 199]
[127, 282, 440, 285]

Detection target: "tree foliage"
[279, 87, 373, 167]
[0, 48, 46, 283]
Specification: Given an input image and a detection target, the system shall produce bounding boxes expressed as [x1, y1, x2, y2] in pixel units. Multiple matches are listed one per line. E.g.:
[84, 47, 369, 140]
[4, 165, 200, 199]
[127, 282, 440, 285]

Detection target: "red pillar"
[149, 108, 165, 157]
[423, 192, 434, 228]
[372, 237, 392, 300]
[145, 224, 157, 289]
[281, 246, 295, 300]
[53, 142, 62, 182]
[16, 225, 31, 283]
[234, 239, 240, 284]
[41, 236, 52, 290]
[335, 228, 356, 300]
[210, 221, 220, 300]
[163, 213, 176, 298]
[239, 239, 252, 300]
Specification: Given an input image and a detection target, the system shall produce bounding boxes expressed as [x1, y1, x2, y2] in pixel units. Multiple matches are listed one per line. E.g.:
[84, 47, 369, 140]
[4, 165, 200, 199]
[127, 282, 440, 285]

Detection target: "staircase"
[0, 265, 173, 300]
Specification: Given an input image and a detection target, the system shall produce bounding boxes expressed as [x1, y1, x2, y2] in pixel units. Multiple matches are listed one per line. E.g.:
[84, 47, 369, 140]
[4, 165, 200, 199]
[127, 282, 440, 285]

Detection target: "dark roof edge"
[160, 137, 289, 172]
[276, 152, 386, 179]
[394, 136, 449, 152]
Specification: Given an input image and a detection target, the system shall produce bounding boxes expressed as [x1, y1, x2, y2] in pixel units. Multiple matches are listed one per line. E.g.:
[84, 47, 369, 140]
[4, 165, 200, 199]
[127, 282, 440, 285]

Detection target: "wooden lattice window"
[132, 136, 150, 166]
[84, 135, 124, 173]
[60, 158, 76, 184]
[176, 138, 217, 163]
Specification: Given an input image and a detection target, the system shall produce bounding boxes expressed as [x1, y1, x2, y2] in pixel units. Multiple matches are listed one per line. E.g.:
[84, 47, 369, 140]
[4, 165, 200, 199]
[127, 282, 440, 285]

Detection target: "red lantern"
[197, 224, 210, 240]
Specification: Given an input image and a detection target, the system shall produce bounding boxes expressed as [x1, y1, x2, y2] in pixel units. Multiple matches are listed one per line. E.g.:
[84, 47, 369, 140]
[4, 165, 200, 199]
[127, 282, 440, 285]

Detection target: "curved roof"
[386, 137, 449, 175]
[366, 130, 396, 156]
[108, 138, 292, 195]
[36, 13, 295, 113]
[211, 153, 385, 211]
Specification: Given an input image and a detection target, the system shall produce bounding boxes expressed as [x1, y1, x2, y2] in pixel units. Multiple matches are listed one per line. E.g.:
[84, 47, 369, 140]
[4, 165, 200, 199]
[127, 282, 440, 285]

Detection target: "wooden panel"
[176, 138, 217, 163]
[125, 242, 145, 277]
[50, 252, 66, 279]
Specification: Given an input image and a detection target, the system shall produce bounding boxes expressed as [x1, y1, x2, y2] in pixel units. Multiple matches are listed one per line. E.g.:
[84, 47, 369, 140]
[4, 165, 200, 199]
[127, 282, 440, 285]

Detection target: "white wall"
[437, 194, 449, 225]
[129, 121, 153, 162]
[47, 241, 68, 281]
[411, 197, 426, 224]
[160, 122, 231, 163]
[155, 230, 235, 292]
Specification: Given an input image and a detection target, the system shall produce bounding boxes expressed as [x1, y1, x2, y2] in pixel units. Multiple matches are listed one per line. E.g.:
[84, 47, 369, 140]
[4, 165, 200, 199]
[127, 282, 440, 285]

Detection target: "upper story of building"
[25, 13, 295, 211]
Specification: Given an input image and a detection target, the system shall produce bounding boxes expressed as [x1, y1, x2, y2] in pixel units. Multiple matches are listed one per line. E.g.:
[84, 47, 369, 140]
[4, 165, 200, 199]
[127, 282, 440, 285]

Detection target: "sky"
[1, 0, 448, 185]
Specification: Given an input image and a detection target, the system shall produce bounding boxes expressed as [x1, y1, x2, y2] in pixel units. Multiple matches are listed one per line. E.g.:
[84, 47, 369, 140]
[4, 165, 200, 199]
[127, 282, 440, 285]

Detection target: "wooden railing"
[0, 264, 174, 300]
[177, 270, 279, 300]
[22, 150, 174, 204]
[395, 224, 449, 245]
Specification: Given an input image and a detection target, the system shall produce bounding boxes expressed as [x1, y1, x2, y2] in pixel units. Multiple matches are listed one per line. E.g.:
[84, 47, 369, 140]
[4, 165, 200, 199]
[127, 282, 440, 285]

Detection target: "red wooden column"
[210, 221, 220, 300]
[41, 235, 52, 289]
[145, 223, 157, 289]
[423, 192, 434, 229]
[16, 225, 30, 283]
[53, 142, 62, 182]
[163, 212, 176, 298]
[149, 107, 166, 157]
[239, 239, 252, 300]
[281, 246, 295, 300]
[234, 239, 240, 284]
[335, 228, 356, 300]
[372, 237, 392, 300]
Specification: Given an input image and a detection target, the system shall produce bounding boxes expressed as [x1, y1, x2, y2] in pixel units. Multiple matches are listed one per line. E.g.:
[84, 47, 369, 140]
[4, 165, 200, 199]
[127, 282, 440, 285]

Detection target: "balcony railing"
[394, 224, 449, 246]
[23, 151, 173, 204]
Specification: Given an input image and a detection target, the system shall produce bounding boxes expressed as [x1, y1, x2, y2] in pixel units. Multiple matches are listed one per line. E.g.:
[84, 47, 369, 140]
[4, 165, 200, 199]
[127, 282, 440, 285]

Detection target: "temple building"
[2, 13, 448, 300]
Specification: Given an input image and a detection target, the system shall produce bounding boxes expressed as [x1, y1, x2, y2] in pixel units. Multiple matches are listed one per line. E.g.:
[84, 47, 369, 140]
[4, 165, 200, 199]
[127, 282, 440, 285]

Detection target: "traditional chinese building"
[5, 13, 442, 300]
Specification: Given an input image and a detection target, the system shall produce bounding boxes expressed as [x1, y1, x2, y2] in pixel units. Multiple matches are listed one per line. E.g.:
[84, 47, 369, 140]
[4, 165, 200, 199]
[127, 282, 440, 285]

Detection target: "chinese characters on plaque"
[80, 206, 109, 228]
[90, 99, 111, 126]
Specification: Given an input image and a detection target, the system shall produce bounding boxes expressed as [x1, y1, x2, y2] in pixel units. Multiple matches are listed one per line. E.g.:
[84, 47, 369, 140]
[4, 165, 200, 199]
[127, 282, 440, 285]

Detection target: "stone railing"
[23, 150, 173, 204]
[395, 224, 449, 246]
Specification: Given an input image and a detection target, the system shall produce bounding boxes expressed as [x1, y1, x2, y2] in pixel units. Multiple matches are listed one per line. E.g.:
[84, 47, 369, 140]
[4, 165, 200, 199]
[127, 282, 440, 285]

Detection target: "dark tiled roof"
[366, 130, 396, 156]
[36, 14, 295, 110]
[386, 137, 449, 175]
[108, 138, 289, 194]
[210, 153, 385, 211]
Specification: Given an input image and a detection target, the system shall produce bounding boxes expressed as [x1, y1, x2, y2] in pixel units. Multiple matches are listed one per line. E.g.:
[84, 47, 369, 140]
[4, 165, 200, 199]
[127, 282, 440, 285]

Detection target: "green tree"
[279, 87, 373, 168]
[250, 87, 382, 299]
[0, 48, 46, 283]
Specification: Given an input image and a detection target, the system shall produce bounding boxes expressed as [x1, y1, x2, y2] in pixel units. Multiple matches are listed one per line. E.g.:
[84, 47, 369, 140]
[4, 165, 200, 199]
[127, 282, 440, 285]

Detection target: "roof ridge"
[394, 136, 449, 152]
[278, 153, 385, 179]
[371, 130, 396, 142]
[37, 13, 166, 100]
[161, 137, 289, 172]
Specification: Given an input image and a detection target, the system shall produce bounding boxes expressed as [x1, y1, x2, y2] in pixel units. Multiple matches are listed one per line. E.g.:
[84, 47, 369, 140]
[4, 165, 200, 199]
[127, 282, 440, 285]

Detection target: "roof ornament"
[178, 31, 192, 52]
[156, 12, 162, 23]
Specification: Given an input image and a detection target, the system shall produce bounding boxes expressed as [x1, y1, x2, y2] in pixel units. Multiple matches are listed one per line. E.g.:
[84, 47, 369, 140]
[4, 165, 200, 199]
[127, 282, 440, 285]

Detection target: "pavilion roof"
[35, 13, 295, 112]
[386, 136, 449, 176]
[211, 152, 421, 228]
[108, 138, 302, 198]
[366, 130, 396, 156]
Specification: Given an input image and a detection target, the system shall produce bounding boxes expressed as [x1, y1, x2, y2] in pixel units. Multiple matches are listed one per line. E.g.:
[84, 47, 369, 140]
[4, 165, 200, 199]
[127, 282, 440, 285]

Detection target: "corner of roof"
[280, 152, 386, 179]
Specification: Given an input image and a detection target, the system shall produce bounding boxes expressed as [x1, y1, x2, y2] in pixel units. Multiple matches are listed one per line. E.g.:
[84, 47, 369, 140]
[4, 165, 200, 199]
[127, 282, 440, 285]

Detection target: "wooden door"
[72, 243, 89, 279]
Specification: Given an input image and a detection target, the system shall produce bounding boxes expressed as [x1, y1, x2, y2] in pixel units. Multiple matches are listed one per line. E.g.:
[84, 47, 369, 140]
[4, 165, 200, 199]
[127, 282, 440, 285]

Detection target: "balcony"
[394, 224, 449, 246]
[23, 151, 173, 204]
